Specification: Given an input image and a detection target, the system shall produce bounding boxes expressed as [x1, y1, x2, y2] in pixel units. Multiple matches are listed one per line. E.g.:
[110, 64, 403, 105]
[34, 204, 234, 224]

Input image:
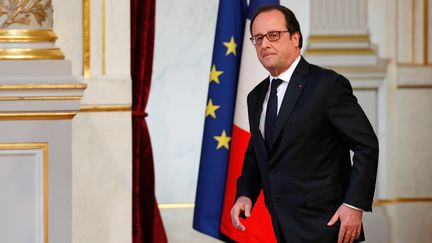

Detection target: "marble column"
[305, 1, 389, 242]
[305, 0, 378, 66]
[0, 1, 85, 243]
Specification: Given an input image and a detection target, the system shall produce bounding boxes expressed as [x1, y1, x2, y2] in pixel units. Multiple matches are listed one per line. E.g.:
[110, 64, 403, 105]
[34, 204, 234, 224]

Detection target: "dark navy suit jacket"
[236, 57, 379, 243]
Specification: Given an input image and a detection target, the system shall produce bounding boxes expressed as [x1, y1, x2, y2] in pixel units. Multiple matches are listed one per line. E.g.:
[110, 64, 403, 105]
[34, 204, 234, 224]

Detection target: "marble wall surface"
[148, 0, 392, 242]
[53, 1, 132, 243]
[148, 0, 313, 205]
[148, 0, 387, 202]
[148, 0, 432, 243]
[48, 0, 430, 242]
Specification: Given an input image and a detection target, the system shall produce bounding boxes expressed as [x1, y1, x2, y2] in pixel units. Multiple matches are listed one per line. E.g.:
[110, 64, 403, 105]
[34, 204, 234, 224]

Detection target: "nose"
[261, 36, 271, 48]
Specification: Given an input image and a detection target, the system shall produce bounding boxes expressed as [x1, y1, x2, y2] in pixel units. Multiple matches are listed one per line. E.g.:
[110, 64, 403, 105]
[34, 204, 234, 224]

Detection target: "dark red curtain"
[131, 0, 168, 242]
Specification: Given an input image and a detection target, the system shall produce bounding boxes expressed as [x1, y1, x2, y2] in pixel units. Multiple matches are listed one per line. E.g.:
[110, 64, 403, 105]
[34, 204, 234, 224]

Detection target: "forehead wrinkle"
[252, 11, 287, 36]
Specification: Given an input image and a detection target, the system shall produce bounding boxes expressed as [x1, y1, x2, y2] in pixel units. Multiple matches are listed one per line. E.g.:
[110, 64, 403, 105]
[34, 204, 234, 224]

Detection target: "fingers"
[327, 210, 340, 226]
[355, 227, 361, 240]
[340, 226, 360, 243]
[230, 197, 252, 231]
[338, 225, 358, 243]
[244, 201, 252, 217]
[338, 224, 346, 243]
[342, 227, 352, 243]
[336, 204, 363, 243]
[230, 205, 245, 231]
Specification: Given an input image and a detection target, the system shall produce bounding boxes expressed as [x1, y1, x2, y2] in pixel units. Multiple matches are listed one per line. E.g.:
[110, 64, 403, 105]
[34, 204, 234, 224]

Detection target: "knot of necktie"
[270, 78, 283, 95]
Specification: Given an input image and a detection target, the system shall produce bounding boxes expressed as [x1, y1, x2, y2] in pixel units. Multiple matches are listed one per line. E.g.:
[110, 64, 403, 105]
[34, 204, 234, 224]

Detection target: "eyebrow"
[252, 30, 281, 36]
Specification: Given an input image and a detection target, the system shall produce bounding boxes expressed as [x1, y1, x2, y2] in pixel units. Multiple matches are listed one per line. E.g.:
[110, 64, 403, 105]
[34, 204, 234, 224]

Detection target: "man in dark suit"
[230, 5, 378, 243]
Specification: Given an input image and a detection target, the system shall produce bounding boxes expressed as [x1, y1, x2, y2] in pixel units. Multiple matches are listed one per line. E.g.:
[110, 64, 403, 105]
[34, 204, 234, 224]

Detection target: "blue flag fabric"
[193, 0, 247, 241]
[193, 0, 279, 241]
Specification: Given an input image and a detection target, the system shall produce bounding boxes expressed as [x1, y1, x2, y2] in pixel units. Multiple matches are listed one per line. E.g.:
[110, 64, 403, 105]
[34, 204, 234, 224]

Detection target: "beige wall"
[47, 0, 432, 242]
[53, 0, 132, 243]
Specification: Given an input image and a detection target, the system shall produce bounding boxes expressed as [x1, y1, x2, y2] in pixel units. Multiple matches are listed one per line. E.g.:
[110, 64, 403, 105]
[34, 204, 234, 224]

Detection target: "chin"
[263, 63, 276, 71]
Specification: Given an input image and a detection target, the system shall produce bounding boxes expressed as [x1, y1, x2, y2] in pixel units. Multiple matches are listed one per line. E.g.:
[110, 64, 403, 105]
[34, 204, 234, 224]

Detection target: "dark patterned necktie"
[265, 78, 283, 144]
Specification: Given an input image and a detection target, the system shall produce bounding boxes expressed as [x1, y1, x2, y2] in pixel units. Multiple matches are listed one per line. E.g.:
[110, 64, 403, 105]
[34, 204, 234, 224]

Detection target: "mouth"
[262, 53, 276, 59]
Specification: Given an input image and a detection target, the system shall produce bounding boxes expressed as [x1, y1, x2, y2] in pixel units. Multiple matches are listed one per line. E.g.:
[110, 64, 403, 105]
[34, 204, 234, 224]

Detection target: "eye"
[268, 32, 279, 39]
[255, 36, 264, 42]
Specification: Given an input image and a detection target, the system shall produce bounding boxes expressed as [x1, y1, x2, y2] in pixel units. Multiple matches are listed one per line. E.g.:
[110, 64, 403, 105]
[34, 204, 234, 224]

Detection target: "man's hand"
[230, 196, 252, 231]
[327, 204, 363, 243]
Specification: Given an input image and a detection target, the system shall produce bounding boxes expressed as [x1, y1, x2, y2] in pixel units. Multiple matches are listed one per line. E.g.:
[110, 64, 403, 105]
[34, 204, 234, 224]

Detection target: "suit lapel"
[250, 77, 269, 139]
[268, 57, 310, 149]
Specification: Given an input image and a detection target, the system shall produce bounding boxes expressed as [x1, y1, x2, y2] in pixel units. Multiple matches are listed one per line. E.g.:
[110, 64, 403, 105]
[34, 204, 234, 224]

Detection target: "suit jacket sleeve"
[235, 92, 262, 206]
[326, 73, 379, 212]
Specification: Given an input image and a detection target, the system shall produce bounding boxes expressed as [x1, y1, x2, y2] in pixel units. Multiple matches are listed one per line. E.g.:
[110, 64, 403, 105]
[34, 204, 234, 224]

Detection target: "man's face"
[251, 10, 300, 76]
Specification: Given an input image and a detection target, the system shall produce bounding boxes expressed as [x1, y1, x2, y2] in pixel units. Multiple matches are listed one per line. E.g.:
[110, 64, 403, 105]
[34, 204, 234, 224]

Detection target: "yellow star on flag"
[214, 130, 231, 150]
[209, 64, 223, 84]
[223, 36, 237, 56]
[206, 99, 220, 118]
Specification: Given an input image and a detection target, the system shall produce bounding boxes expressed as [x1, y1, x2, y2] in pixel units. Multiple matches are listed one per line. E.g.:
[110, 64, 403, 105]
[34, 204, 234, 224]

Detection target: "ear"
[291, 32, 300, 48]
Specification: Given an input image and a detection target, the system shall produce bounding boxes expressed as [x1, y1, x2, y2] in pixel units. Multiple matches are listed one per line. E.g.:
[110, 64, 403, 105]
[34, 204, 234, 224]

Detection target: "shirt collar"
[269, 55, 301, 83]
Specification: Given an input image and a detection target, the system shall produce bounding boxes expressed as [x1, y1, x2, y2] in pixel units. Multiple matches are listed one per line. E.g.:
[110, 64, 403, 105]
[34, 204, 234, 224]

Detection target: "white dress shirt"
[259, 55, 301, 137]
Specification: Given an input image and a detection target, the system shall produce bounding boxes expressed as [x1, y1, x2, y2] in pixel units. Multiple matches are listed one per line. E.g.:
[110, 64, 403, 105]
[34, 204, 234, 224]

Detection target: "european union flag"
[193, 0, 247, 241]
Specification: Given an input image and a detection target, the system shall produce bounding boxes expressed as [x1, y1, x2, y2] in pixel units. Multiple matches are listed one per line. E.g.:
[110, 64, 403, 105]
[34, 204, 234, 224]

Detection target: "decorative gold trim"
[79, 105, 132, 112]
[397, 83, 432, 89]
[159, 197, 432, 209]
[0, 48, 64, 60]
[397, 63, 432, 67]
[0, 0, 52, 29]
[374, 197, 432, 206]
[102, 0, 107, 75]
[83, 0, 91, 78]
[330, 66, 388, 73]
[0, 143, 49, 243]
[412, 0, 416, 63]
[305, 48, 375, 55]
[0, 112, 76, 120]
[158, 203, 195, 209]
[351, 86, 380, 90]
[0, 83, 87, 90]
[0, 96, 82, 101]
[308, 35, 370, 43]
[0, 30, 58, 42]
[424, 0, 429, 64]
[43, 144, 48, 243]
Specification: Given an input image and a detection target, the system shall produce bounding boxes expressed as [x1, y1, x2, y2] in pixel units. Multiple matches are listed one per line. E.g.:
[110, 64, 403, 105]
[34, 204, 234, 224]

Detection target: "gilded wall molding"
[83, 0, 90, 78]
[0, 29, 57, 42]
[308, 35, 370, 43]
[0, 0, 63, 60]
[304, 48, 375, 55]
[0, 112, 76, 120]
[0, 48, 64, 60]
[158, 197, 432, 209]
[102, 0, 106, 75]
[79, 104, 131, 113]
[0, 142, 49, 243]
[0, 96, 82, 101]
[0, 83, 87, 90]
[374, 197, 432, 206]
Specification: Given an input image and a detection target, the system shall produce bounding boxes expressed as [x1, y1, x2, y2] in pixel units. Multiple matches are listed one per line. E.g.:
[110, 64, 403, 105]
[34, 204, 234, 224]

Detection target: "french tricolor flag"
[194, 0, 279, 242]
[220, 0, 279, 242]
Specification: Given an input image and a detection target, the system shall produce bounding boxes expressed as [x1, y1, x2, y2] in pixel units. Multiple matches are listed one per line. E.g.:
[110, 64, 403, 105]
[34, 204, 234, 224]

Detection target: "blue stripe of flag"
[193, 0, 247, 241]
